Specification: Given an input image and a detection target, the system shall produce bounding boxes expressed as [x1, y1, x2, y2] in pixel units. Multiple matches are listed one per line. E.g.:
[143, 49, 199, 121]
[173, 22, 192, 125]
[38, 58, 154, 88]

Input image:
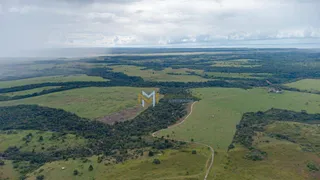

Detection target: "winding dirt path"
[152, 101, 215, 180]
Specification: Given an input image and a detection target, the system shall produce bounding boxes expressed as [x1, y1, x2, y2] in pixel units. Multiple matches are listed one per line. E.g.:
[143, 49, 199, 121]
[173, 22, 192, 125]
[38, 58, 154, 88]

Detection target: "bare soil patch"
[97, 105, 143, 124]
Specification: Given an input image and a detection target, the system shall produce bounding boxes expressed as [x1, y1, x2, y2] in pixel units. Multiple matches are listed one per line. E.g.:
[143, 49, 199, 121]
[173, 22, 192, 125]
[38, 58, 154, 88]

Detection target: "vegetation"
[0, 74, 107, 88]
[0, 88, 192, 177]
[156, 87, 320, 150]
[285, 79, 320, 92]
[0, 87, 157, 119]
[27, 145, 210, 180]
[232, 109, 320, 149]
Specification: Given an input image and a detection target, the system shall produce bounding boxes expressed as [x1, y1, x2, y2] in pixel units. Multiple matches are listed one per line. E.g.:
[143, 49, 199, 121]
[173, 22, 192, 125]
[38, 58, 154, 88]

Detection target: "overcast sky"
[0, 0, 319, 56]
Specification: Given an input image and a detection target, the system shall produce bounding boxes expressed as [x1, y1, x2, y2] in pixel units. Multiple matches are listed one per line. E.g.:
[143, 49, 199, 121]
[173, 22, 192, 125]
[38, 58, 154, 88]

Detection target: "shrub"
[191, 150, 197, 154]
[245, 149, 267, 161]
[36, 175, 44, 180]
[153, 159, 161, 164]
[0, 160, 5, 166]
[88, 165, 94, 171]
[307, 162, 319, 171]
[73, 170, 79, 175]
[148, 151, 154, 157]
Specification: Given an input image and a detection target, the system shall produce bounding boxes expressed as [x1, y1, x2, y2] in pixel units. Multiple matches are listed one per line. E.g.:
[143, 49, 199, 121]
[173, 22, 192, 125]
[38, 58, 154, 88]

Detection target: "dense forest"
[0, 88, 196, 177]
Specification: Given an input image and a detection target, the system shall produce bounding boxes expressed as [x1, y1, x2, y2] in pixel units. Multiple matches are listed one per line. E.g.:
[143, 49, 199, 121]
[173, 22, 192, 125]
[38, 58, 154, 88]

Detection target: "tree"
[73, 170, 79, 175]
[88, 165, 94, 171]
[39, 136, 44, 142]
[36, 175, 44, 180]
[228, 144, 235, 151]
[191, 138, 194, 142]
[153, 159, 161, 164]
[148, 151, 154, 157]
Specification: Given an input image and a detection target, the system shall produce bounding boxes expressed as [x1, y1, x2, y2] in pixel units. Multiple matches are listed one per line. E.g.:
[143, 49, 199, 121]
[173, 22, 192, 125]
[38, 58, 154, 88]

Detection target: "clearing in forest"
[0, 87, 157, 119]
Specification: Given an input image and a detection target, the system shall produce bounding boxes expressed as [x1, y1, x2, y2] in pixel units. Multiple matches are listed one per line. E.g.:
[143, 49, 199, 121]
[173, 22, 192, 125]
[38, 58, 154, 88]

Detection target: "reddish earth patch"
[97, 105, 144, 124]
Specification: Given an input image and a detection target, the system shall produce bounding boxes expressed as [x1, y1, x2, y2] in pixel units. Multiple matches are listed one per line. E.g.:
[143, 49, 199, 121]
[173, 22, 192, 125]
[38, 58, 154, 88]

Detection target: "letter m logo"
[138, 91, 159, 107]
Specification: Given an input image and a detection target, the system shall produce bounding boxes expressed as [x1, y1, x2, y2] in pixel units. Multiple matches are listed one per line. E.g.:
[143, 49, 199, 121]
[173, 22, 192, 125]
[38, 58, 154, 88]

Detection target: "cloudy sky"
[0, 0, 319, 56]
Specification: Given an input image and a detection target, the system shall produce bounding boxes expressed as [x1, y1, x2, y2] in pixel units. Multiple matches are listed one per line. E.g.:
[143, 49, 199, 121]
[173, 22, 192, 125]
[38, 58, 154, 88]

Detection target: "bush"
[38, 136, 44, 142]
[36, 175, 44, 180]
[228, 144, 235, 151]
[88, 165, 94, 171]
[0, 160, 5, 166]
[191, 150, 197, 154]
[73, 170, 79, 175]
[245, 149, 267, 161]
[153, 159, 161, 164]
[148, 151, 154, 157]
[307, 162, 319, 171]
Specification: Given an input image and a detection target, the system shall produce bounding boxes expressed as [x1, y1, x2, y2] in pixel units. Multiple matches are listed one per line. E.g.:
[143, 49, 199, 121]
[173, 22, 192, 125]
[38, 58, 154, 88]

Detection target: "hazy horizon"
[1, 0, 319, 57]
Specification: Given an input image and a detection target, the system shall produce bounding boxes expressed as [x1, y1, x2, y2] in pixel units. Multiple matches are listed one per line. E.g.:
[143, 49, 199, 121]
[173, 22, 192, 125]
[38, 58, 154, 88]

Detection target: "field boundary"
[152, 101, 215, 180]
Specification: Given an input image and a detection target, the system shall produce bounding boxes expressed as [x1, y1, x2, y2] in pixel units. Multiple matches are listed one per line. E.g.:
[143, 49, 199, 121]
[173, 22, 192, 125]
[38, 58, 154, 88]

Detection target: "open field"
[213, 142, 319, 180]
[0, 86, 60, 97]
[26, 144, 210, 180]
[212, 121, 320, 180]
[0, 87, 157, 119]
[0, 160, 20, 180]
[211, 59, 261, 68]
[0, 74, 108, 89]
[285, 79, 320, 92]
[156, 87, 320, 150]
[0, 130, 87, 153]
[201, 72, 271, 79]
[111, 65, 210, 82]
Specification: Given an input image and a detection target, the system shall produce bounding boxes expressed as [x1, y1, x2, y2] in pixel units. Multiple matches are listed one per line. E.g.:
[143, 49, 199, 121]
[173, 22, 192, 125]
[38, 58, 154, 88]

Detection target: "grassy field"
[202, 72, 271, 79]
[211, 59, 261, 68]
[0, 130, 87, 153]
[0, 74, 108, 89]
[285, 79, 320, 92]
[156, 87, 320, 150]
[211, 121, 320, 180]
[26, 144, 210, 180]
[0, 86, 60, 97]
[111, 65, 210, 82]
[0, 87, 157, 119]
[0, 160, 20, 180]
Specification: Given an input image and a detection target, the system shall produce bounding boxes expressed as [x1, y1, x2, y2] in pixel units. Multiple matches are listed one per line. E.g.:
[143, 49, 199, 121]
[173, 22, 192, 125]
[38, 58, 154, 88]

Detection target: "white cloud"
[0, 0, 320, 56]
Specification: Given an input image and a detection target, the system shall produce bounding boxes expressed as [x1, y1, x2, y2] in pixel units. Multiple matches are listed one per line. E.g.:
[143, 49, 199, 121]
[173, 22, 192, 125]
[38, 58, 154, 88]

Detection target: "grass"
[202, 72, 271, 79]
[211, 121, 320, 180]
[285, 79, 320, 92]
[0, 160, 20, 180]
[212, 142, 319, 180]
[0, 130, 87, 153]
[111, 65, 210, 82]
[211, 59, 261, 68]
[156, 87, 320, 180]
[156, 87, 320, 150]
[0, 87, 157, 119]
[26, 144, 210, 180]
[263, 121, 320, 153]
[0, 86, 60, 97]
[0, 74, 108, 89]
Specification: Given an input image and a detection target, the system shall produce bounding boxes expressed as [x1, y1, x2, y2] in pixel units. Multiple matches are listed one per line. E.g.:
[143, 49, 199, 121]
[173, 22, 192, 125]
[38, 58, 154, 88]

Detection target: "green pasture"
[111, 65, 209, 82]
[285, 79, 320, 92]
[27, 144, 210, 180]
[0, 87, 60, 97]
[0, 74, 108, 89]
[157, 87, 320, 150]
[0, 87, 157, 119]
[0, 130, 87, 153]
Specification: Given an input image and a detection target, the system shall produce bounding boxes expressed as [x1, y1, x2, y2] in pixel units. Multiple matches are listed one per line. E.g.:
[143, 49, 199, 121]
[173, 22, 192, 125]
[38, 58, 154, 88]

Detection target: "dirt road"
[152, 101, 215, 180]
